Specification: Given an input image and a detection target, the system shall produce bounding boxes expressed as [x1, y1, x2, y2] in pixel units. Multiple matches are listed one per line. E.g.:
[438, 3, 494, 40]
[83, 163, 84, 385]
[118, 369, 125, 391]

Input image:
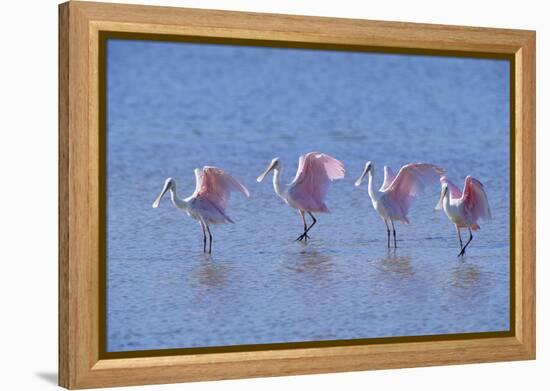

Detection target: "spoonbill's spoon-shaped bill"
[257, 157, 279, 183]
[435, 175, 491, 257]
[152, 166, 249, 253]
[355, 161, 445, 248]
[152, 177, 173, 209]
[257, 152, 345, 242]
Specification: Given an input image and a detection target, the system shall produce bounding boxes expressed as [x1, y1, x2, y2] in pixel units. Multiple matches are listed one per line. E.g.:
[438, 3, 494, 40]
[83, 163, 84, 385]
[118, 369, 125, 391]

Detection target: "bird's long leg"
[296, 211, 317, 242]
[305, 212, 317, 236]
[390, 219, 397, 248]
[384, 219, 390, 248]
[455, 225, 463, 249]
[458, 228, 473, 257]
[205, 222, 213, 254]
[199, 220, 207, 253]
[296, 210, 310, 242]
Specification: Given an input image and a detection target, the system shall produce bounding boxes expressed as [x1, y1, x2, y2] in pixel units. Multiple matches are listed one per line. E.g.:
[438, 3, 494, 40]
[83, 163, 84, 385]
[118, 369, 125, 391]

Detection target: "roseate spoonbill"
[435, 176, 491, 257]
[355, 162, 445, 248]
[257, 152, 345, 242]
[152, 167, 249, 253]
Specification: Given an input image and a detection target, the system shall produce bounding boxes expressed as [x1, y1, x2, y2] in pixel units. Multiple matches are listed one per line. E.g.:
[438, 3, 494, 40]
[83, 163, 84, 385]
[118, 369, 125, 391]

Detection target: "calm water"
[106, 40, 510, 352]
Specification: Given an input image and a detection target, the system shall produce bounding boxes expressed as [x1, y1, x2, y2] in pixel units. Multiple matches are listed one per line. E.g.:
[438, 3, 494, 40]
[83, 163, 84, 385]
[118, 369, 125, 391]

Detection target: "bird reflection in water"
[448, 263, 481, 291]
[285, 248, 334, 276]
[376, 251, 414, 278]
[196, 254, 229, 288]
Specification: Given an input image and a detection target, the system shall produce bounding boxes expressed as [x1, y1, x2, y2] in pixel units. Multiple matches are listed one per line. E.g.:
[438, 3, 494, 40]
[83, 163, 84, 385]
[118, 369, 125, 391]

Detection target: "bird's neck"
[272, 167, 287, 201]
[443, 192, 452, 210]
[367, 171, 379, 201]
[170, 188, 188, 210]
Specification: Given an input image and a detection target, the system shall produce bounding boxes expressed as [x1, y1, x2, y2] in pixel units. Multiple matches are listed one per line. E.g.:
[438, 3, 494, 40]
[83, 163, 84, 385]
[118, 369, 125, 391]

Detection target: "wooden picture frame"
[59, 1, 536, 389]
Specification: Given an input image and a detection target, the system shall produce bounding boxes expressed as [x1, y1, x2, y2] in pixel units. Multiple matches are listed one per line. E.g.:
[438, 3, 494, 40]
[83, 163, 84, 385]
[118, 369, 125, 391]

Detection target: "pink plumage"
[385, 163, 446, 222]
[287, 152, 345, 212]
[462, 176, 492, 229]
[439, 175, 491, 230]
[194, 166, 250, 213]
[355, 161, 445, 248]
[380, 166, 396, 192]
[257, 151, 345, 243]
[440, 175, 462, 199]
[152, 166, 249, 253]
[436, 175, 491, 256]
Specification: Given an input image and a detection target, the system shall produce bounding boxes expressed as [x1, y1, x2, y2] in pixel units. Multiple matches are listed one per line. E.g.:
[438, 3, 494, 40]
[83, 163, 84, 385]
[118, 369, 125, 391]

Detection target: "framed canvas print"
[58, 1, 536, 389]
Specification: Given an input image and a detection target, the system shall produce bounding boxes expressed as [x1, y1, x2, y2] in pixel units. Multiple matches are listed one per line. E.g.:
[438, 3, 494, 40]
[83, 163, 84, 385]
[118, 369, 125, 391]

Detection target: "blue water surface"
[106, 40, 510, 352]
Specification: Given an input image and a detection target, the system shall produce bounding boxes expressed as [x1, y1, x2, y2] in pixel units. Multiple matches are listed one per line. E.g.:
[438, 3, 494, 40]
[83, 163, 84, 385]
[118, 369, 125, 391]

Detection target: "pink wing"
[461, 176, 491, 223]
[194, 166, 249, 212]
[288, 152, 345, 212]
[441, 176, 462, 199]
[380, 166, 396, 192]
[386, 163, 445, 215]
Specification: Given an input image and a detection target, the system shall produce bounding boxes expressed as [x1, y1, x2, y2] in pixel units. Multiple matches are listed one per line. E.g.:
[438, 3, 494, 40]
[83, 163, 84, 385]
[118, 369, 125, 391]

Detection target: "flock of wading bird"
[152, 152, 491, 256]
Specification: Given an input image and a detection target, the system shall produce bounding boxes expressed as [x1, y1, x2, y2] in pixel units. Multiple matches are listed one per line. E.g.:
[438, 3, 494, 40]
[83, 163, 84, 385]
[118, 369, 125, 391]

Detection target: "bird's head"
[354, 161, 373, 187]
[257, 157, 280, 183]
[152, 177, 175, 208]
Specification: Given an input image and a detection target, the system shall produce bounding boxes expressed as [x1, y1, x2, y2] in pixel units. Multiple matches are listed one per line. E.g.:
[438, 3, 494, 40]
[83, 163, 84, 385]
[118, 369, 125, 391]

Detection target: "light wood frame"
[59, 1, 536, 389]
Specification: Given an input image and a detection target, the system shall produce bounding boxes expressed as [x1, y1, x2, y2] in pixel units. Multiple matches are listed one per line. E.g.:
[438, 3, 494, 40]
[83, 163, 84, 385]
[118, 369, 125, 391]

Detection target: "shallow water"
[106, 40, 510, 352]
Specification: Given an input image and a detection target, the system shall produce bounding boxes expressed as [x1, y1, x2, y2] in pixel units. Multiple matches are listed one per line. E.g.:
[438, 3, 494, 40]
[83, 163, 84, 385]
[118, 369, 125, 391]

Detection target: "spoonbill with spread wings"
[152, 167, 249, 253]
[355, 162, 445, 248]
[257, 152, 345, 242]
[435, 176, 491, 257]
